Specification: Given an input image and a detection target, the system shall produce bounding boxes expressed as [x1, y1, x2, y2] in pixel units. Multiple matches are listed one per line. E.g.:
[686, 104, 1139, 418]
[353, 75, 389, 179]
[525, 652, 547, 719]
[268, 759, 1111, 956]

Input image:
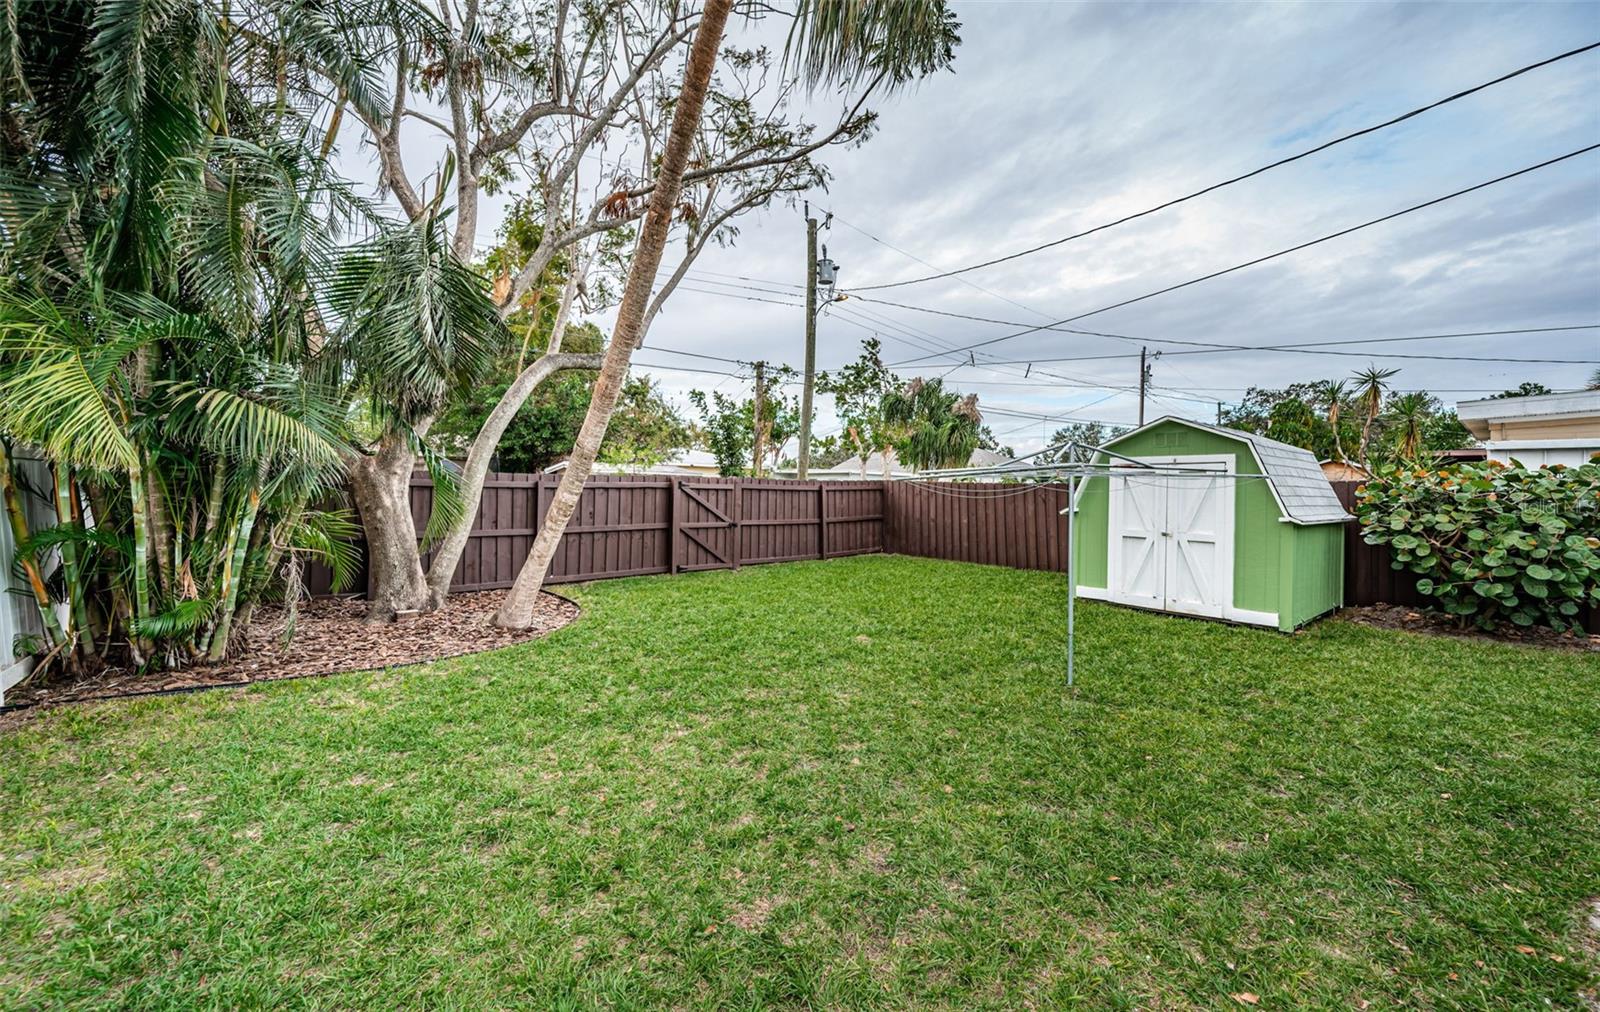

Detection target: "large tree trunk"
[349, 432, 430, 623]
[423, 351, 600, 603]
[493, 0, 733, 629]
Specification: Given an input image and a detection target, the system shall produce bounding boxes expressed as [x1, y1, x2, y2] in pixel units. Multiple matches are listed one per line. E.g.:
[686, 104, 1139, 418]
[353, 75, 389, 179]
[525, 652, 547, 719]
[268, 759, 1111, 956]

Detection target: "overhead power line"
[841, 293, 1600, 352]
[887, 143, 1600, 366]
[851, 41, 1600, 291]
[664, 278, 1123, 392]
[671, 271, 1598, 363]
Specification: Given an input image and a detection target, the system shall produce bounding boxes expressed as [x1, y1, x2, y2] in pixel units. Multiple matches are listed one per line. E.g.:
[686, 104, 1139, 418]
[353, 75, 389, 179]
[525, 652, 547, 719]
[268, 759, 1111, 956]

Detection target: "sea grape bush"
[1356, 460, 1600, 632]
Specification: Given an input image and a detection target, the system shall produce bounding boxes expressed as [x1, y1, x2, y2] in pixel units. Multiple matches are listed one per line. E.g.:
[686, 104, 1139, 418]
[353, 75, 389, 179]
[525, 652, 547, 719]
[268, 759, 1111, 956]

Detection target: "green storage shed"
[1071, 417, 1352, 631]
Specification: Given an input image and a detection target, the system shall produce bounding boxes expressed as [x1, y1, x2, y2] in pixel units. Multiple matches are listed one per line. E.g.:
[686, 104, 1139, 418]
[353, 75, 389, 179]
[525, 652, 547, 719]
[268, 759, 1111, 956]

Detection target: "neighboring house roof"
[1318, 459, 1370, 482]
[789, 451, 912, 479]
[1432, 447, 1488, 461]
[1456, 389, 1600, 439]
[545, 449, 722, 475]
[784, 448, 1004, 479]
[1101, 416, 1353, 525]
[966, 448, 1013, 469]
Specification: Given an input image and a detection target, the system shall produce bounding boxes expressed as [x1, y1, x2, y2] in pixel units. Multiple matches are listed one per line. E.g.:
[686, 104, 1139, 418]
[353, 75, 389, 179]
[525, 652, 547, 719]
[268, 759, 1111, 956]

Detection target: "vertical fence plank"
[730, 480, 741, 569]
[818, 484, 829, 559]
[669, 476, 682, 575]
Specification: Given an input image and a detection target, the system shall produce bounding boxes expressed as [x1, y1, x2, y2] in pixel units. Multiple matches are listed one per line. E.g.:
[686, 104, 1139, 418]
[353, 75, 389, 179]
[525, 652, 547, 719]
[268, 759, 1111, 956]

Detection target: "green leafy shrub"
[1356, 460, 1600, 632]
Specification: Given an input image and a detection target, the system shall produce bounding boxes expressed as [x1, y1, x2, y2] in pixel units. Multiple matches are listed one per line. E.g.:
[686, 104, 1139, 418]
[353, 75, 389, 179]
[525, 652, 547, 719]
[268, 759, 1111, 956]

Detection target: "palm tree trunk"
[494, 0, 733, 629]
[126, 457, 154, 657]
[207, 486, 260, 661]
[53, 464, 95, 658]
[146, 473, 174, 598]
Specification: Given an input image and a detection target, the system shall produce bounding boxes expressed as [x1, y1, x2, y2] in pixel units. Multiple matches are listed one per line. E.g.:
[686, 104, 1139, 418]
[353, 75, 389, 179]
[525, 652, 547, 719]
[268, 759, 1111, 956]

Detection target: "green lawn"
[3, 555, 1598, 1009]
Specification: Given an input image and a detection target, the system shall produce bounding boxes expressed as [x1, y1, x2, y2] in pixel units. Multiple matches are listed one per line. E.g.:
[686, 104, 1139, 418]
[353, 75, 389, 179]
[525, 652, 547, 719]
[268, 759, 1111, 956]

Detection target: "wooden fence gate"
[675, 480, 738, 572]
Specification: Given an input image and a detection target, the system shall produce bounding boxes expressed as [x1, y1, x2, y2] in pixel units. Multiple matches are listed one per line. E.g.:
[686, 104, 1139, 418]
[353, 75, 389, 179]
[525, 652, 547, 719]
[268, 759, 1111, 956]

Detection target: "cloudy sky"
[339, 1, 1600, 455]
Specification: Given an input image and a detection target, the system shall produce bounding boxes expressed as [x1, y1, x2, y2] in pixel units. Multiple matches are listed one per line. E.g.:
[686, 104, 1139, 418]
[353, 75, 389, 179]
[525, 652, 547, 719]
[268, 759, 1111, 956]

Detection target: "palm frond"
[289, 507, 362, 593]
[164, 381, 346, 474]
[785, 0, 959, 91]
[0, 300, 141, 470]
[131, 596, 214, 638]
[410, 432, 465, 552]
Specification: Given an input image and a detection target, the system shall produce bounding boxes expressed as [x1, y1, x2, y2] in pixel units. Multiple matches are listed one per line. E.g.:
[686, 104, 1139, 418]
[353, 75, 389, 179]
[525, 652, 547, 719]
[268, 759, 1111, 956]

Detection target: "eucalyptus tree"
[491, 0, 960, 628]
[333, 1, 940, 610]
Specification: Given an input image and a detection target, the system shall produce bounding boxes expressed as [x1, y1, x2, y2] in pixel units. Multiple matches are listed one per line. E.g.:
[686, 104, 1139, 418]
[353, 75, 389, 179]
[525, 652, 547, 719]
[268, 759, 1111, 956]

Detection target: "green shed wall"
[1281, 521, 1344, 629]
[1071, 420, 1345, 631]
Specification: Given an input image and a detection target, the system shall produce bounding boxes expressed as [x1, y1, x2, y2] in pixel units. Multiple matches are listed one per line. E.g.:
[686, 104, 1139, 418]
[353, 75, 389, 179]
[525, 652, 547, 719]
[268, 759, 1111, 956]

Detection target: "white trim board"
[1, 657, 35, 706]
[1073, 583, 1279, 629]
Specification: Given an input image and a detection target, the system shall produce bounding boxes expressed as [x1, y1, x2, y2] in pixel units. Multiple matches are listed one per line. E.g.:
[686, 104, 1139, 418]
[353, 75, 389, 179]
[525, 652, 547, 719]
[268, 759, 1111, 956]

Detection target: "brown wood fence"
[883, 480, 1072, 571]
[1329, 481, 1427, 609]
[308, 472, 886, 595]
[312, 473, 1596, 632]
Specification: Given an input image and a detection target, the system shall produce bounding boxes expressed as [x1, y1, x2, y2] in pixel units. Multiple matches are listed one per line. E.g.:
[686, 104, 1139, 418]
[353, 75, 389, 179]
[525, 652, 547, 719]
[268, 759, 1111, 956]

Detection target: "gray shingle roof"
[1107, 417, 1353, 525]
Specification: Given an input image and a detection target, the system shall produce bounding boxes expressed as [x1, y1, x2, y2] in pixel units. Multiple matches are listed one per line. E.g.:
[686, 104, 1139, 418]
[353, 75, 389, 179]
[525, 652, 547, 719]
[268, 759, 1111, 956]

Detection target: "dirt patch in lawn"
[1338, 604, 1600, 653]
[1, 590, 578, 718]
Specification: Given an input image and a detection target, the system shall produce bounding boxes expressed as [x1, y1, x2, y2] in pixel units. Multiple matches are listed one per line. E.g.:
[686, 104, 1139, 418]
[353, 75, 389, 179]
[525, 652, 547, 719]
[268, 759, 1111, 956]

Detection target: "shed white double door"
[1106, 455, 1235, 619]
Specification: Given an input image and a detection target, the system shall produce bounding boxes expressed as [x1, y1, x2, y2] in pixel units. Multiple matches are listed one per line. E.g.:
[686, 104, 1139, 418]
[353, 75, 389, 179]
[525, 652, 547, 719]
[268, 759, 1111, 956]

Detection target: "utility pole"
[1137, 346, 1161, 426]
[752, 359, 767, 477]
[798, 203, 818, 479]
[1217, 401, 1224, 425]
[1138, 346, 1149, 426]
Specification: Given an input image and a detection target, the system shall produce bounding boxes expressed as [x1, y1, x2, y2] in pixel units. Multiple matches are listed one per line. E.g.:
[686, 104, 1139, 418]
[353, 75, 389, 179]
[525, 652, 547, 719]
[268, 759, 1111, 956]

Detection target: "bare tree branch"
[623, 70, 886, 199]
[353, 26, 424, 219]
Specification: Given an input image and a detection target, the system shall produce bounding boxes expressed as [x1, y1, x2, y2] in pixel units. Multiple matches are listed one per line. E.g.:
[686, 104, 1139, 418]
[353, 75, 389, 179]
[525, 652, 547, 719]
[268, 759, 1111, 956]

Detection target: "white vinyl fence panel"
[2, 454, 64, 703]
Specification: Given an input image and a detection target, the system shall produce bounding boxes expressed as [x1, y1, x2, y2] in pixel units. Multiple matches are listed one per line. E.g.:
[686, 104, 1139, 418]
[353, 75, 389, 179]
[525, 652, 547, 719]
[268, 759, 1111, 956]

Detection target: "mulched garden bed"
[1, 590, 579, 714]
[1340, 603, 1600, 652]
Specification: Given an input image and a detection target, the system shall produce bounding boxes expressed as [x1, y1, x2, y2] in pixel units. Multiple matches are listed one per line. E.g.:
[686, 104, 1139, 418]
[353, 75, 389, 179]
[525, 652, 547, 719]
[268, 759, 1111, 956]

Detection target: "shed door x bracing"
[1107, 455, 1234, 619]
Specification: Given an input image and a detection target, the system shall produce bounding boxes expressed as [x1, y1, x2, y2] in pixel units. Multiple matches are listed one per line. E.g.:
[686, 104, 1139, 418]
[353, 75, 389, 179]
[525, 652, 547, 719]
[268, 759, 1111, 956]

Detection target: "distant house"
[1455, 390, 1600, 467]
[784, 451, 909, 481]
[545, 449, 723, 476]
[779, 448, 1010, 481]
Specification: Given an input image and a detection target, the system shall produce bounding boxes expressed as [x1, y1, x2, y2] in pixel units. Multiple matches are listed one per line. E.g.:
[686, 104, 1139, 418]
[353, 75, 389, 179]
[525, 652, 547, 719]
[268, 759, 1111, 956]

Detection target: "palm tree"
[0, 0, 497, 664]
[492, 0, 960, 628]
[883, 378, 984, 471]
[1351, 365, 1400, 465]
[1316, 379, 1349, 462]
[1388, 392, 1431, 462]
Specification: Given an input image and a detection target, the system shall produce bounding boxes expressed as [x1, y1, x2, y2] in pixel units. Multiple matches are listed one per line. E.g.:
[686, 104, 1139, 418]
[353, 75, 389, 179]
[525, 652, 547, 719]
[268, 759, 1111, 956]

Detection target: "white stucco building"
[1455, 390, 1600, 467]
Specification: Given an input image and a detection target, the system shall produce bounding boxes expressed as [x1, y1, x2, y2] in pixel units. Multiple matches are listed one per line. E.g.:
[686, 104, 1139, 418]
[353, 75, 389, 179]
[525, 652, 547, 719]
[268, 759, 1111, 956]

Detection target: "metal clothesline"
[900, 440, 1279, 689]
